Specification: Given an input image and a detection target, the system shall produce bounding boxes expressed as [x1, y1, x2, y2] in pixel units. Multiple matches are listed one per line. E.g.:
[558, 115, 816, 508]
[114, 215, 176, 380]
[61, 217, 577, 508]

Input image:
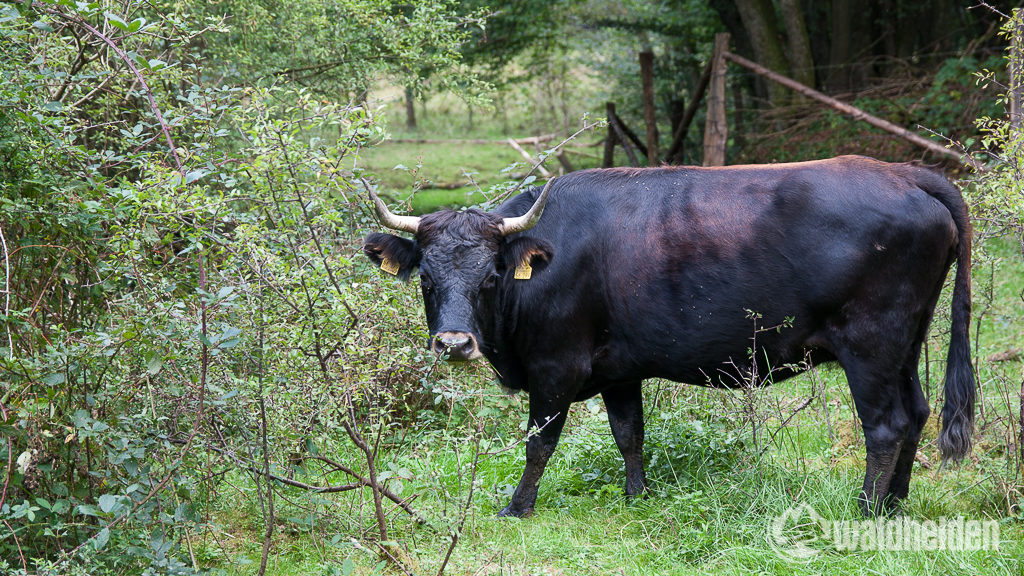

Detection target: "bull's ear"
[501, 237, 554, 279]
[363, 232, 419, 281]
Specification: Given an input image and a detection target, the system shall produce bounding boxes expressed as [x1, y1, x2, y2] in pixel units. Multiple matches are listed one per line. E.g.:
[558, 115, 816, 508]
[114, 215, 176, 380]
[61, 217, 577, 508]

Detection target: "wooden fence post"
[639, 50, 659, 165]
[702, 32, 730, 167]
[603, 102, 618, 167]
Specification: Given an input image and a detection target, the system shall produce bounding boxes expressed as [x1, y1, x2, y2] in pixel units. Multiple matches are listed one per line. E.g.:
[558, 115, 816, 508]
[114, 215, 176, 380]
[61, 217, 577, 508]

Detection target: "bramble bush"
[0, 1, 488, 574]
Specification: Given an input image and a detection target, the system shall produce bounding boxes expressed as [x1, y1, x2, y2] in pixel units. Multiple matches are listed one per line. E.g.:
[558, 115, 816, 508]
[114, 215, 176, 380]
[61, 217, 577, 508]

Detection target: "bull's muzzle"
[431, 331, 482, 361]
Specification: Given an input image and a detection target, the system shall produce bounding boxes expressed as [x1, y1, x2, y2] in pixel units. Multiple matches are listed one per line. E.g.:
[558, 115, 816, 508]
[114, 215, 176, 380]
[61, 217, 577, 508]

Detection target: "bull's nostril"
[432, 332, 480, 360]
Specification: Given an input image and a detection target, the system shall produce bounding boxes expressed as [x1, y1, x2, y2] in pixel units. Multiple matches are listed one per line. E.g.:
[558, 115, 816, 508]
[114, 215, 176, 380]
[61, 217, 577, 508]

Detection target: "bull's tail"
[914, 166, 975, 461]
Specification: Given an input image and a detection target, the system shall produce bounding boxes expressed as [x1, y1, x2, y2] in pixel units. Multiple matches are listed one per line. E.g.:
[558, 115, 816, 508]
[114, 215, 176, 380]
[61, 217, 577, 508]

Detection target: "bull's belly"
[591, 335, 836, 389]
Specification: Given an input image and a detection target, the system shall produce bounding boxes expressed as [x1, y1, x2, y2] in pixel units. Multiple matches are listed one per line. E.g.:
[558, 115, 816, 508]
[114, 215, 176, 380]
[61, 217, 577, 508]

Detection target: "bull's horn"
[362, 178, 420, 234]
[499, 178, 555, 236]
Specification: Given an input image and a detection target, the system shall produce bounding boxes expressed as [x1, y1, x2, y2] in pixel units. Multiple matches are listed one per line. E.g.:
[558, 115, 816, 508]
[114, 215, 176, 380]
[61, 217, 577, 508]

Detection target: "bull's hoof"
[625, 481, 649, 498]
[498, 503, 533, 518]
[857, 493, 902, 518]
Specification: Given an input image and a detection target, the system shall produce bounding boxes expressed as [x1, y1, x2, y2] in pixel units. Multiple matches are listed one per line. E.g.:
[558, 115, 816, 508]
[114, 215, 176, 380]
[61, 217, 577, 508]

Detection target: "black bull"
[362, 156, 974, 518]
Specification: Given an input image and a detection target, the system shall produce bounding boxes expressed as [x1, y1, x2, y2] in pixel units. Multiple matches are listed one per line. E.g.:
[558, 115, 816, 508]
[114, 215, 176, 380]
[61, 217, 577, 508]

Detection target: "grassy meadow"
[198, 91, 1024, 576]
[355, 89, 608, 213]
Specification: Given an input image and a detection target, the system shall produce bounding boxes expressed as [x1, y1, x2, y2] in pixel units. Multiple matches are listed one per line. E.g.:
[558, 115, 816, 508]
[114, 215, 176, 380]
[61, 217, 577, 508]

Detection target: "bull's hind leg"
[885, 332, 933, 509]
[885, 363, 929, 508]
[885, 280, 946, 510]
[837, 347, 912, 517]
[602, 381, 647, 496]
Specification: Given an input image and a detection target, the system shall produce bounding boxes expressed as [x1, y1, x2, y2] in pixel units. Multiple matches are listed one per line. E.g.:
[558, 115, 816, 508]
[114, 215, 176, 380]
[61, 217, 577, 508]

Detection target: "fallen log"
[722, 50, 967, 165]
[388, 133, 558, 145]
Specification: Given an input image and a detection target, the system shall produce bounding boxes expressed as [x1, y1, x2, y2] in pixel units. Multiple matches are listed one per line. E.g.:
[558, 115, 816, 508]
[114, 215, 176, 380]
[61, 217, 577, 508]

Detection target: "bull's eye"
[481, 273, 498, 290]
[420, 275, 433, 293]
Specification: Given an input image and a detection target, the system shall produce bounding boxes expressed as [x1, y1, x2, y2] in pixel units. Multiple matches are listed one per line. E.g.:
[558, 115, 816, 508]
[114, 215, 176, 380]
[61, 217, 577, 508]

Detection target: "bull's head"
[361, 179, 554, 361]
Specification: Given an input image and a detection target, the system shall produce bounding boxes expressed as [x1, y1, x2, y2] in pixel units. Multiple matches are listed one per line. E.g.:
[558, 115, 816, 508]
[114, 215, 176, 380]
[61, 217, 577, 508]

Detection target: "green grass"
[358, 140, 523, 212]
[201, 386, 1021, 575]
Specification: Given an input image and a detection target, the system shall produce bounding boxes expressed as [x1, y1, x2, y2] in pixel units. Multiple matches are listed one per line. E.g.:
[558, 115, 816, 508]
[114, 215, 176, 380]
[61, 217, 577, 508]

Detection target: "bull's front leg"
[499, 396, 570, 518]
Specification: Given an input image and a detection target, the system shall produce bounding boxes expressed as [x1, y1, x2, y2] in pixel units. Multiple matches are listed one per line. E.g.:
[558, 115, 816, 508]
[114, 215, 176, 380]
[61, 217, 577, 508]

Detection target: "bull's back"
[499, 157, 959, 385]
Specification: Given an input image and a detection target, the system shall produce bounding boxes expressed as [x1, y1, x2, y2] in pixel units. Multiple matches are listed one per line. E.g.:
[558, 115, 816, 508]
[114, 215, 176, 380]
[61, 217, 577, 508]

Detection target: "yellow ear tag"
[514, 260, 532, 280]
[380, 258, 400, 276]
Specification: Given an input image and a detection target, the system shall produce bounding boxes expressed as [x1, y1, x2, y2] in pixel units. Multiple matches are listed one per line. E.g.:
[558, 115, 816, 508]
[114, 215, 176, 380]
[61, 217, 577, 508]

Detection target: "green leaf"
[217, 325, 243, 349]
[98, 493, 119, 514]
[150, 528, 171, 555]
[0, 5, 21, 23]
[42, 372, 66, 386]
[93, 527, 110, 551]
[217, 337, 241, 349]
[146, 355, 164, 375]
[77, 504, 100, 517]
[105, 11, 129, 31]
[185, 169, 209, 184]
[52, 499, 70, 514]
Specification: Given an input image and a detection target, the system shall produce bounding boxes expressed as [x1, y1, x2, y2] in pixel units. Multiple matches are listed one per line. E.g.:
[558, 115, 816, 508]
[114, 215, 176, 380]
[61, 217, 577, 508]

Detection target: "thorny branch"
[38, 3, 185, 176]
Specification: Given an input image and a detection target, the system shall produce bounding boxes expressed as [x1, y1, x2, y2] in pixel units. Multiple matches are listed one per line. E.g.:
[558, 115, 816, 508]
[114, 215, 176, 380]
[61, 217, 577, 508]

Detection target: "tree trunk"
[711, 0, 761, 102]
[926, 0, 957, 64]
[669, 98, 685, 140]
[895, 0, 921, 60]
[778, 0, 815, 90]
[827, 0, 871, 93]
[404, 85, 417, 130]
[703, 33, 729, 167]
[665, 60, 713, 164]
[733, 0, 790, 107]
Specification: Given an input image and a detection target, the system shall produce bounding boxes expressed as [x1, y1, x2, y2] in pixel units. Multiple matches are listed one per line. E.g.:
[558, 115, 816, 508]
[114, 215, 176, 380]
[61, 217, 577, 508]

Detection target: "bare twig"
[0, 222, 11, 359]
[340, 412, 389, 541]
[765, 395, 816, 451]
[488, 119, 600, 207]
[437, 428, 483, 576]
[257, 271, 275, 576]
[0, 402, 11, 520]
[2, 519, 27, 573]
